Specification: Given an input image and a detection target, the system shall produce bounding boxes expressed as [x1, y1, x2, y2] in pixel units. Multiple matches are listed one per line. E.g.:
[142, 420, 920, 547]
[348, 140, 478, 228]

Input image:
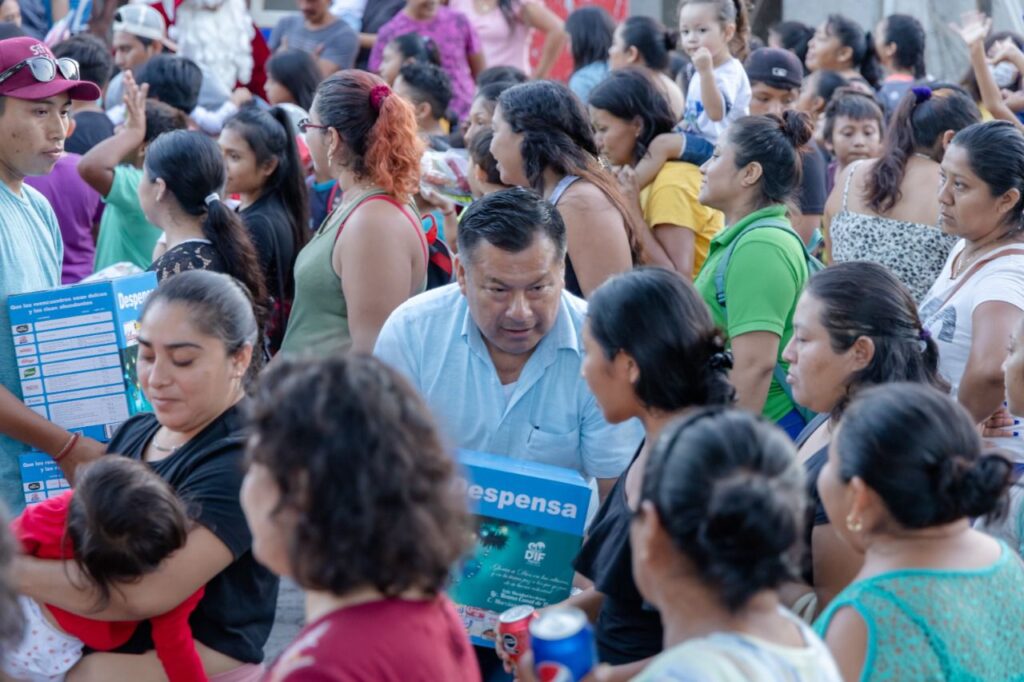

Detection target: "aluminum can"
[529, 606, 597, 682]
[497, 605, 536, 662]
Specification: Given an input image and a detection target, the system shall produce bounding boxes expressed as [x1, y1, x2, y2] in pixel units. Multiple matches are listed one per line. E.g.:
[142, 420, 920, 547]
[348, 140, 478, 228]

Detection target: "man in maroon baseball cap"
[0, 35, 106, 515]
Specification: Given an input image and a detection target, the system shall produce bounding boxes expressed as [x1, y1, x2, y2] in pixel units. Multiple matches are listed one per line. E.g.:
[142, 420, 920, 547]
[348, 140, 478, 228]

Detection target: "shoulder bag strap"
[934, 247, 1024, 311]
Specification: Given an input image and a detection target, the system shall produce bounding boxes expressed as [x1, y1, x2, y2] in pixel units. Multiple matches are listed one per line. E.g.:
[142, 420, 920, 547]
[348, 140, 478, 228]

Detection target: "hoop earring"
[845, 514, 863, 533]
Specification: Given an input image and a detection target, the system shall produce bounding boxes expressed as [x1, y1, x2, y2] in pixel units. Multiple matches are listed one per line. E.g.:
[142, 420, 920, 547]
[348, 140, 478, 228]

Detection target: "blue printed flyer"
[450, 450, 592, 647]
[8, 272, 157, 505]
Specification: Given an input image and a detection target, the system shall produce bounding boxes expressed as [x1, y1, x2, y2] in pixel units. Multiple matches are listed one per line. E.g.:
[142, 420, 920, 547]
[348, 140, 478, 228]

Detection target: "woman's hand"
[988, 39, 1024, 68]
[981, 406, 1017, 440]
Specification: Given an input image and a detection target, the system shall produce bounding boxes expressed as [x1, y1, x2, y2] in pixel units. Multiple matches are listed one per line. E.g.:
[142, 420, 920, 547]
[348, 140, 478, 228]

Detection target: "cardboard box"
[8, 273, 157, 505]
[450, 450, 592, 647]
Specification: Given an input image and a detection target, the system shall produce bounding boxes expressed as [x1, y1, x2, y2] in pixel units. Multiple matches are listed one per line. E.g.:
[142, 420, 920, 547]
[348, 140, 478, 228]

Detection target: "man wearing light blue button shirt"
[374, 188, 642, 500]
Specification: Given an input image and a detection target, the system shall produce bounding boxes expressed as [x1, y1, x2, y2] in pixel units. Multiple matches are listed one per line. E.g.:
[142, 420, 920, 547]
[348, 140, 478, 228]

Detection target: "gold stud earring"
[846, 514, 863, 533]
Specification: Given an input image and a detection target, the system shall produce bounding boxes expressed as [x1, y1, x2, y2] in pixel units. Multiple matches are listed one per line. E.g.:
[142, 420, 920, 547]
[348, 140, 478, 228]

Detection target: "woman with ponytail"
[873, 14, 927, 114]
[806, 14, 881, 90]
[816, 383, 1024, 681]
[281, 70, 428, 355]
[499, 267, 737, 679]
[220, 106, 310, 353]
[490, 80, 647, 298]
[140, 131, 268, 314]
[608, 16, 685, 119]
[693, 111, 815, 439]
[825, 85, 979, 301]
[781, 262, 949, 612]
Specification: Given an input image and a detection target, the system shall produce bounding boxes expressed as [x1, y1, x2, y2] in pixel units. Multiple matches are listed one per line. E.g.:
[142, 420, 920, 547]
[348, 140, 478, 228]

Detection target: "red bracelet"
[54, 432, 79, 463]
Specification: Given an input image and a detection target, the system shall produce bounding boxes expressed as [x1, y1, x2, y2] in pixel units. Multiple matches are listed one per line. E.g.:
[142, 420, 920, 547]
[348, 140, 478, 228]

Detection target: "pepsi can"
[529, 606, 597, 682]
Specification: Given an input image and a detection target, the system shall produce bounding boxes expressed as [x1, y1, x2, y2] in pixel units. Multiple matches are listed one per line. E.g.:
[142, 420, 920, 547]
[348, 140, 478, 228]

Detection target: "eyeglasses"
[0, 56, 80, 88]
[297, 118, 330, 134]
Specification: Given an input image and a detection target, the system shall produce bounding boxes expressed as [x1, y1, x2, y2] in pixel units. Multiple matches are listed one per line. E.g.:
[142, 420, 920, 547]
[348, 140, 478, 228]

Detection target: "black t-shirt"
[239, 194, 299, 301]
[573, 448, 662, 665]
[797, 140, 828, 217]
[356, 0, 404, 69]
[795, 413, 830, 585]
[103, 404, 279, 663]
[66, 111, 115, 156]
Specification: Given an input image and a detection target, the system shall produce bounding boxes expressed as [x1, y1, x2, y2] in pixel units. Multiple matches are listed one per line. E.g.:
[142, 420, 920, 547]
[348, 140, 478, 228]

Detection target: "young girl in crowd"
[490, 80, 645, 298]
[817, 383, 1024, 680]
[607, 16, 685, 119]
[821, 88, 884, 193]
[281, 71, 428, 355]
[377, 32, 441, 87]
[634, 0, 751, 188]
[589, 69, 723, 278]
[141, 130, 269, 319]
[369, 0, 485, 120]
[873, 14, 927, 114]
[783, 262, 949, 610]
[220, 106, 310, 353]
[565, 5, 615, 103]
[805, 14, 880, 91]
[464, 80, 515, 143]
[693, 111, 814, 437]
[244, 354, 478, 681]
[632, 409, 841, 681]
[5, 458, 205, 682]
[826, 86, 979, 301]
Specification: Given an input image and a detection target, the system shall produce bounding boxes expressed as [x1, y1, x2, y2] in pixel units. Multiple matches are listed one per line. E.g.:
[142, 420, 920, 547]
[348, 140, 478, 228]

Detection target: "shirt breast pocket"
[524, 426, 581, 471]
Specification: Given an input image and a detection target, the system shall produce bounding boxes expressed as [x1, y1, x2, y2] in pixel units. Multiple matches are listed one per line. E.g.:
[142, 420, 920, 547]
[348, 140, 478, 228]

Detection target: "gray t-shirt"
[269, 15, 358, 71]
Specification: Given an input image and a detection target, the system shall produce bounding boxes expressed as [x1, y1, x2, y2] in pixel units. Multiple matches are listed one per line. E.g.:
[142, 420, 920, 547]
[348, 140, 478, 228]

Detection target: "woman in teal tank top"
[280, 71, 429, 356]
[815, 383, 1024, 681]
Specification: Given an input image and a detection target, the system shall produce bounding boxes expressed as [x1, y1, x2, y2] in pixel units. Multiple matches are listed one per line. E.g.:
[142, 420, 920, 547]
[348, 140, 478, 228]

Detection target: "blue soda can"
[529, 606, 597, 682]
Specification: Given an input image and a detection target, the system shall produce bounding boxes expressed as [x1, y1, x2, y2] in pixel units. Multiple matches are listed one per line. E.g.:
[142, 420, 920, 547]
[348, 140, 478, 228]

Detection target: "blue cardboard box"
[450, 450, 592, 647]
[8, 273, 157, 504]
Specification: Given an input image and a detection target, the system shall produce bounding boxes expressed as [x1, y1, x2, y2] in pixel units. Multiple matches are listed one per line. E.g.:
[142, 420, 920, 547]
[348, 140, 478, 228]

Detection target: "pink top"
[449, 0, 533, 74]
[369, 7, 482, 119]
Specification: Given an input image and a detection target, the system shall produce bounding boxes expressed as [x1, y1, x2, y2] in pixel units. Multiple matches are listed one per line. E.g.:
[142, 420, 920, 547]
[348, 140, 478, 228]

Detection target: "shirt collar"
[711, 204, 788, 248]
[459, 290, 583, 360]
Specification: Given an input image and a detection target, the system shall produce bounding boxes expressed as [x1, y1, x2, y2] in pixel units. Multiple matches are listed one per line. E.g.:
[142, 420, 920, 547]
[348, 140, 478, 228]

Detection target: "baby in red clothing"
[4, 456, 207, 682]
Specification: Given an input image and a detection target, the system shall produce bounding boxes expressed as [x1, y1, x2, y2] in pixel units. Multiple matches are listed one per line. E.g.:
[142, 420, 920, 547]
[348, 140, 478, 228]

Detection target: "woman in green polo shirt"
[694, 111, 815, 438]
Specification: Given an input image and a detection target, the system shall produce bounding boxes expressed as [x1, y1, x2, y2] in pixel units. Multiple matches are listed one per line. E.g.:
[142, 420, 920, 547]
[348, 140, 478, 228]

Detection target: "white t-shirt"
[920, 240, 1024, 458]
[681, 56, 751, 144]
[631, 608, 842, 682]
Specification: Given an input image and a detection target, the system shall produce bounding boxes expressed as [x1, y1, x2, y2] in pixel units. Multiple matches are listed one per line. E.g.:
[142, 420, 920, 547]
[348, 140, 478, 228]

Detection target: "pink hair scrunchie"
[370, 84, 391, 111]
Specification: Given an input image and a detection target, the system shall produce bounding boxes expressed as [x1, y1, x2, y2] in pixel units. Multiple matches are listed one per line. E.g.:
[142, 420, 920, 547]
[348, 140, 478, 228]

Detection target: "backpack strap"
[714, 217, 806, 308]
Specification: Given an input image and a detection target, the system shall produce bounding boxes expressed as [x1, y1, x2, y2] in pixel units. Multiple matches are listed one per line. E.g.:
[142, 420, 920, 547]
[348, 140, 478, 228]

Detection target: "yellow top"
[640, 161, 724, 278]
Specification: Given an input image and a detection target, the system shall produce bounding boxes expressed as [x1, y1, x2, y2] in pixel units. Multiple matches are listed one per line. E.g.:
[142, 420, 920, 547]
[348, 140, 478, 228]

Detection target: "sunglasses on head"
[0, 56, 80, 88]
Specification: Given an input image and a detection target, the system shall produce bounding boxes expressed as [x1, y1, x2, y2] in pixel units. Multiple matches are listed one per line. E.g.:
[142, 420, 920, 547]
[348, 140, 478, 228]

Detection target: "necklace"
[913, 152, 933, 162]
[953, 234, 1019, 278]
[151, 439, 181, 453]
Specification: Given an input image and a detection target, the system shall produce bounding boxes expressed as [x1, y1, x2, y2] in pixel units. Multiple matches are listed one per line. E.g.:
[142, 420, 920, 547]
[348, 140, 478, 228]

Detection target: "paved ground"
[264, 577, 305, 662]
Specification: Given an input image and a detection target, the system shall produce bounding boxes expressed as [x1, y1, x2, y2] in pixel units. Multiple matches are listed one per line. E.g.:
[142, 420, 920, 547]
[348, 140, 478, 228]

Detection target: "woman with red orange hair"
[280, 70, 429, 355]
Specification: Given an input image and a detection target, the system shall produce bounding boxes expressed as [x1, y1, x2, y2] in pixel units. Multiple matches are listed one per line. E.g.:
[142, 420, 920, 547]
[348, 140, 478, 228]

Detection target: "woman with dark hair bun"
[630, 408, 841, 680]
[816, 383, 1024, 681]
[693, 111, 815, 438]
[501, 267, 735, 678]
[244, 353, 477, 680]
[608, 16, 685, 118]
[490, 80, 646, 298]
[825, 85, 980, 301]
[281, 70, 429, 355]
[781, 261, 949, 611]
[589, 69, 723, 278]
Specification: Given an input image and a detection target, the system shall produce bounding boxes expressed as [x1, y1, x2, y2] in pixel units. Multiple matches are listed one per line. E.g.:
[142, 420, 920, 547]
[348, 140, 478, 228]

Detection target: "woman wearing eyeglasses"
[279, 70, 429, 356]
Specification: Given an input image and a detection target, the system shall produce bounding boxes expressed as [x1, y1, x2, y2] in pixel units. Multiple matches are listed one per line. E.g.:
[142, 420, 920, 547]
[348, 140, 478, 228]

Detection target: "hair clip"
[912, 86, 932, 104]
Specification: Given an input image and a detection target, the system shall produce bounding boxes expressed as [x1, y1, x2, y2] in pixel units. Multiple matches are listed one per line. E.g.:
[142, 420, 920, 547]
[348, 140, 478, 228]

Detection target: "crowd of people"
[0, 0, 1024, 680]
